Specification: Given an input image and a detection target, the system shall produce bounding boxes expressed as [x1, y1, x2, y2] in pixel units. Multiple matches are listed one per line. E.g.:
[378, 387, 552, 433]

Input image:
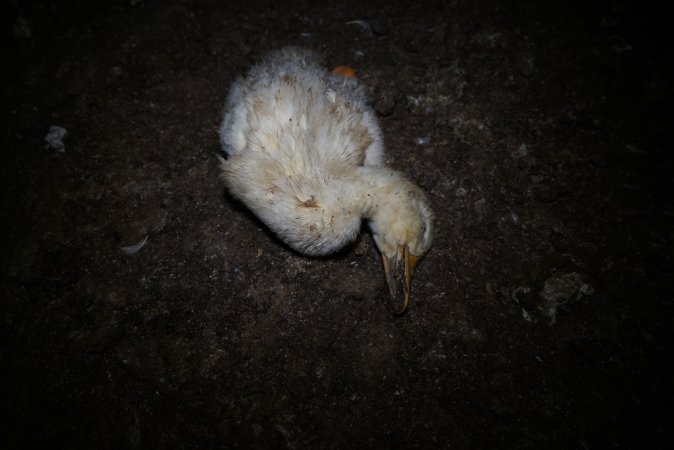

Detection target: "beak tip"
[391, 293, 410, 315]
[381, 246, 420, 315]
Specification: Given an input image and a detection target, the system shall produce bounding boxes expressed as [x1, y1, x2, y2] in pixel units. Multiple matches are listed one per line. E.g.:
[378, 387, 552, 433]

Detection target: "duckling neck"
[342, 166, 415, 221]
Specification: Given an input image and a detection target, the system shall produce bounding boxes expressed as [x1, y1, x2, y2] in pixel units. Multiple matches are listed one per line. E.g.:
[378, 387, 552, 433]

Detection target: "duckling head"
[367, 174, 433, 314]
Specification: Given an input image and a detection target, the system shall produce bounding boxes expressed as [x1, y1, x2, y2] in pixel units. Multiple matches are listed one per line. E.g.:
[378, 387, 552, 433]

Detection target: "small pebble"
[44, 126, 68, 152]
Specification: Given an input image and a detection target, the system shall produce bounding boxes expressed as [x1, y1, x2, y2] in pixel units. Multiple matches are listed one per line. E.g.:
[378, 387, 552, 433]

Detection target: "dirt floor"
[2, 0, 672, 448]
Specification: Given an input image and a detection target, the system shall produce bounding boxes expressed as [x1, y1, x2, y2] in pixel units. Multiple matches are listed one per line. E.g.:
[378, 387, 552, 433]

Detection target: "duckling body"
[219, 47, 433, 312]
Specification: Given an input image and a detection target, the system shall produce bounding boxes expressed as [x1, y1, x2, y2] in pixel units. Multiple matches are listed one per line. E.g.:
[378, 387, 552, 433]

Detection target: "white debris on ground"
[44, 126, 68, 152]
[120, 235, 149, 255]
[414, 136, 430, 146]
[345, 20, 372, 35]
[539, 272, 594, 324]
[522, 308, 536, 323]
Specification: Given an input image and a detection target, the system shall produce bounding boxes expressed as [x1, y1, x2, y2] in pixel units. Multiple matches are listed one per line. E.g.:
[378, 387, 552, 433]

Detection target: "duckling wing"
[326, 73, 384, 167]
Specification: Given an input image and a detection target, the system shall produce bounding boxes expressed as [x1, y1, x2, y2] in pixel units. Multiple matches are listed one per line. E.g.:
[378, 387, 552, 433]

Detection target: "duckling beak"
[382, 245, 421, 315]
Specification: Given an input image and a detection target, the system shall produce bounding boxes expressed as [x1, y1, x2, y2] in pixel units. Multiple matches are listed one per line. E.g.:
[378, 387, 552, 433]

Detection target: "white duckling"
[219, 47, 433, 313]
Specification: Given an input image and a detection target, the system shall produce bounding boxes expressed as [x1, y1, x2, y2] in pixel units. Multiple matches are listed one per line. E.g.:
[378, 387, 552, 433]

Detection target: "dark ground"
[1, 0, 673, 448]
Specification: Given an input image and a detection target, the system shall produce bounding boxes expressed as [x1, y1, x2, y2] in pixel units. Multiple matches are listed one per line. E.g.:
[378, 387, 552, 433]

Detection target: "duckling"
[219, 47, 433, 313]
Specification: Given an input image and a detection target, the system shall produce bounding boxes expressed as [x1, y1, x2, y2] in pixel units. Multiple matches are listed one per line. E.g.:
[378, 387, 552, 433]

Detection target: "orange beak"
[382, 245, 421, 315]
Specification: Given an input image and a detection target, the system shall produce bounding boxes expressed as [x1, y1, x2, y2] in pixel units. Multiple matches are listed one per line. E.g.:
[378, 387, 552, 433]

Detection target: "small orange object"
[332, 65, 357, 78]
